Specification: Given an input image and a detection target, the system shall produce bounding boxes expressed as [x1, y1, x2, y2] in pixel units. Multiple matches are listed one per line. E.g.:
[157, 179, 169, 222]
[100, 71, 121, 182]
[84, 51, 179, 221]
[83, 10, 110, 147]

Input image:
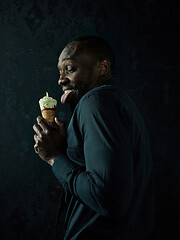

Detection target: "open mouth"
[61, 89, 75, 105]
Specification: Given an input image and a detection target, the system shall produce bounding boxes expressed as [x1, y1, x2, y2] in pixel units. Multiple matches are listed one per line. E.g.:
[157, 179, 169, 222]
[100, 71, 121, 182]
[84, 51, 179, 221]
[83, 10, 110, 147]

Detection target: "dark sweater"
[52, 85, 154, 240]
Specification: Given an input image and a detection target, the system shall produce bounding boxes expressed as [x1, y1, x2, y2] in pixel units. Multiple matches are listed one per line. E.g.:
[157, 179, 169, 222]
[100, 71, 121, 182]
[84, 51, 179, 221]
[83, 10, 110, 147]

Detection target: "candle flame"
[46, 92, 49, 97]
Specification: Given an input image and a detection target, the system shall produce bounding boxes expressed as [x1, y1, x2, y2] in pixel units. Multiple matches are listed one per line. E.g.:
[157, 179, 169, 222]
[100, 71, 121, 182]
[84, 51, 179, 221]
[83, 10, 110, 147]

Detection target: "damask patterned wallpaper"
[0, 0, 179, 239]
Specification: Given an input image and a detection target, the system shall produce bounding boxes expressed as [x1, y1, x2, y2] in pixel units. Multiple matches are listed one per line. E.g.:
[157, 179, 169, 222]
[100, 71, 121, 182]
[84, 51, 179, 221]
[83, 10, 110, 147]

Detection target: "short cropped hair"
[71, 35, 115, 78]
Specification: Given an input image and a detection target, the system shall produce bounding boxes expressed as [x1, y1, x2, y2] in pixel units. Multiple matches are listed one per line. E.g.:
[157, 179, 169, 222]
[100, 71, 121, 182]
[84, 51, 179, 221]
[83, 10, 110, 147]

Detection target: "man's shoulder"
[76, 85, 114, 111]
[77, 84, 135, 111]
[79, 85, 118, 104]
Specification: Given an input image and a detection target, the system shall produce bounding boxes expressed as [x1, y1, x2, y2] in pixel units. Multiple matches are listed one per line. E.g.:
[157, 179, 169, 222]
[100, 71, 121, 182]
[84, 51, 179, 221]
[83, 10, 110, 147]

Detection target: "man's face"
[57, 42, 100, 107]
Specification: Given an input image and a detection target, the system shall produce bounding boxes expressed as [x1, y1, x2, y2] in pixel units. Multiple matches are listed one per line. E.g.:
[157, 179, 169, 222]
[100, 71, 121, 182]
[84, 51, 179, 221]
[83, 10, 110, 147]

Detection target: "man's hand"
[33, 116, 67, 166]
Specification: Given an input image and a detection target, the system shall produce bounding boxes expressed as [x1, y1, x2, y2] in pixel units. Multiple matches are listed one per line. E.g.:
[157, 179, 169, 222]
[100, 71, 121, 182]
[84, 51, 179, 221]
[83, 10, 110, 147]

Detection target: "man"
[33, 36, 154, 240]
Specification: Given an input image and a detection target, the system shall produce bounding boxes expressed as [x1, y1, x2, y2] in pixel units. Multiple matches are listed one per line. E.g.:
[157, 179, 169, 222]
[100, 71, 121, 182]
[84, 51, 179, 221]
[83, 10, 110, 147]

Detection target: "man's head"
[57, 36, 114, 108]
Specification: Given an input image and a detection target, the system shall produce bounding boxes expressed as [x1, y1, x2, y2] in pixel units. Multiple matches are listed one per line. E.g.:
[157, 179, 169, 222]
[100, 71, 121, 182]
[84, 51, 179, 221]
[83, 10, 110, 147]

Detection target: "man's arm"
[52, 93, 133, 219]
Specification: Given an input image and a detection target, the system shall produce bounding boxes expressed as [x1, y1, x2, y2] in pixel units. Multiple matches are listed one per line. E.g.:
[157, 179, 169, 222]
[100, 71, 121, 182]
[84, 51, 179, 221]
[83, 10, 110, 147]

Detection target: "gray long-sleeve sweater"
[52, 85, 154, 240]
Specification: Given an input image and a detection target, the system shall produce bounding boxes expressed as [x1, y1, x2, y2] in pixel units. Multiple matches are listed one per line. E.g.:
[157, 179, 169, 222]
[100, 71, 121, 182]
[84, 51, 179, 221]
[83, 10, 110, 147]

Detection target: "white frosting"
[39, 93, 57, 110]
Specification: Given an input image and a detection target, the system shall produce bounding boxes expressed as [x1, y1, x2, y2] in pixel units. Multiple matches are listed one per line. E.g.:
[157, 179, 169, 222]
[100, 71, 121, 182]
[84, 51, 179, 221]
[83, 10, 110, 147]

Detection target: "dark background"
[0, 0, 179, 239]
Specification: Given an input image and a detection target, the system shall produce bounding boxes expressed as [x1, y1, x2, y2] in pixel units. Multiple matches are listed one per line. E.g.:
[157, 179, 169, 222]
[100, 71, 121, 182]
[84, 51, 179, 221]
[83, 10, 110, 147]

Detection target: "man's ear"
[98, 59, 111, 76]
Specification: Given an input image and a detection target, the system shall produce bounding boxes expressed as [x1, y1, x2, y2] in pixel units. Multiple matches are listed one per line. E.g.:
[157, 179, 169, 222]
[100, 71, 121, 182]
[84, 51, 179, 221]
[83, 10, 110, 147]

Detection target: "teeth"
[64, 89, 74, 94]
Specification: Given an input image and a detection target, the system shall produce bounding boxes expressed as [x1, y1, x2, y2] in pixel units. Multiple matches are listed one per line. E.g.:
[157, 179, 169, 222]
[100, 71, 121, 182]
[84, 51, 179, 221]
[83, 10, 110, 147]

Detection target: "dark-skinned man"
[33, 36, 154, 240]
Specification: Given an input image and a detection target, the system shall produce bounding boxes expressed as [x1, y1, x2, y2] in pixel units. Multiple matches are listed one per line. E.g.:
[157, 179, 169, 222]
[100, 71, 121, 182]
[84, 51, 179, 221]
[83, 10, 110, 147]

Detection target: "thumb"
[55, 117, 66, 137]
[55, 117, 64, 127]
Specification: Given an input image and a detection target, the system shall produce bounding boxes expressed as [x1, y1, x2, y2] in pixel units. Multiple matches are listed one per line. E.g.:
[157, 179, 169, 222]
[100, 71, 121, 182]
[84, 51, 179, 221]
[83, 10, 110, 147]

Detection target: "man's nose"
[58, 73, 69, 86]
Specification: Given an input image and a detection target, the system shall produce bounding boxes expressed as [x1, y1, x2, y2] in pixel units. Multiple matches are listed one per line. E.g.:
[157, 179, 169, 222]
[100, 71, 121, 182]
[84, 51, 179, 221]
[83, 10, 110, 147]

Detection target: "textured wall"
[0, 0, 179, 239]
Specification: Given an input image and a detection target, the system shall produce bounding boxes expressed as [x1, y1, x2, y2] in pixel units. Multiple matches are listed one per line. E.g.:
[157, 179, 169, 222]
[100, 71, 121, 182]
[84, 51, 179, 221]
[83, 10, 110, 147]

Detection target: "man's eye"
[67, 67, 76, 73]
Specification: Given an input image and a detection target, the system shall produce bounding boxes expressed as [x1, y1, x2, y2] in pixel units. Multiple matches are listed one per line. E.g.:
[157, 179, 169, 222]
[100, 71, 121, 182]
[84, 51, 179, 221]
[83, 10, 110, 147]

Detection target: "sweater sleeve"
[52, 92, 133, 219]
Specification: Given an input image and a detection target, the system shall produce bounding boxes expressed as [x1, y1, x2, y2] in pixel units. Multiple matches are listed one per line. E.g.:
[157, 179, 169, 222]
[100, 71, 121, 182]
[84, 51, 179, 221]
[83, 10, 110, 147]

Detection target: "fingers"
[33, 124, 42, 136]
[37, 116, 49, 132]
[34, 134, 42, 152]
[34, 144, 39, 153]
[34, 144, 43, 156]
[34, 134, 40, 143]
[34, 135, 44, 156]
